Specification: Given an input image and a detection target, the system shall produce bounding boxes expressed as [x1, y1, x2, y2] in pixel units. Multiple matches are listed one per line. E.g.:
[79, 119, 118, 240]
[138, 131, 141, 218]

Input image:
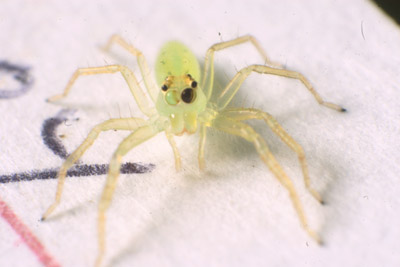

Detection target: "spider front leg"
[198, 124, 207, 170]
[102, 34, 158, 102]
[201, 35, 282, 100]
[212, 115, 321, 244]
[47, 65, 155, 117]
[221, 108, 323, 203]
[165, 129, 182, 171]
[95, 125, 159, 267]
[217, 64, 346, 112]
[41, 118, 147, 220]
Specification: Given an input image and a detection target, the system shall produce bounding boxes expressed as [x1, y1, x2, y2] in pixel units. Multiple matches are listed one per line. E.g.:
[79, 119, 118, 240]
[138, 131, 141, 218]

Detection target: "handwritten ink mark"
[41, 109, 77, 159]
[0, 197, 61, 267]
[0, 162, 155, 184]
[0, 61, 34, 99]
[1, 108, 157, 184]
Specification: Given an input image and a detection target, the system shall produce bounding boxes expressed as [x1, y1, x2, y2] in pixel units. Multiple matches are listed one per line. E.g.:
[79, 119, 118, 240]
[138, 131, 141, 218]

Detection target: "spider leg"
[165, 130, 182, 171]
[41, 118, 147, 220]
[212, 115, 321, 244]
[201, 35, 281, 100]
[198, 124, 207, 170]
[221, 107, 323, 203]
[217, 64, 346, 112]
[102, 34, 158, 102]
[95, 125, 158, 267]
[47, 65, 155, 117]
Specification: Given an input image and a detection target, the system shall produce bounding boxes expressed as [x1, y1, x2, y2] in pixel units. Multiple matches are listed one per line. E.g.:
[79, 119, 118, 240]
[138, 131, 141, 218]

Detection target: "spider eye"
[165, 90, 179, 105]
[161, 84, 168, 91]
[181, 88, 195, 103]
[191, 81, 197, 88]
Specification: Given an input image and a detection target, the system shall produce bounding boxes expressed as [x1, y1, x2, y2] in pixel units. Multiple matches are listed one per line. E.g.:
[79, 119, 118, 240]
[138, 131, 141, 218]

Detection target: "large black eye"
[161, 84, 168, 91]
[181, 88, 195, 103]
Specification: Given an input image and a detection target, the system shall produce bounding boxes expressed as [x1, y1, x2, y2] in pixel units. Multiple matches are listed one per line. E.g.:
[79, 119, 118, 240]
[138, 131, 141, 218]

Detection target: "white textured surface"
[0, 0, 399, 266]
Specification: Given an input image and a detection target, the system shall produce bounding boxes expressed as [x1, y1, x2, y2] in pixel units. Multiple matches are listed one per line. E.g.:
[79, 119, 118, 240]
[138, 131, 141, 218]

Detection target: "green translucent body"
[155, 41, 207, 135]
[155, 41, 201, 85]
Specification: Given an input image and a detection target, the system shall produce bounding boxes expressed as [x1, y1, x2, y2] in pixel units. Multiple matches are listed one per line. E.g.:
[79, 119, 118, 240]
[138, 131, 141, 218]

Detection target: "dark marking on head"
[191, 81, 197, 88]
[161, 84, 168, 91]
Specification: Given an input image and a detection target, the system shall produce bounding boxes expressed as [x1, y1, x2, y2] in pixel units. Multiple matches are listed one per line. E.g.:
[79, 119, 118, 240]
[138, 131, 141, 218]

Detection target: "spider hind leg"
[212, 115, 321, 244]
[221, 107, 323, 203]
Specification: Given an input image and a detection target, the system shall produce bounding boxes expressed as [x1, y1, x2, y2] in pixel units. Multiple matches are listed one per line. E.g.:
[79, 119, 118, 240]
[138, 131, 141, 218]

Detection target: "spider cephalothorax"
[156, 69, 207, 135]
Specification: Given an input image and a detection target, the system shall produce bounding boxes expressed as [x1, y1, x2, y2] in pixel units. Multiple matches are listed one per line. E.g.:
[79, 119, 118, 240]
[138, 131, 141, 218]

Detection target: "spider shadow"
[273, 107, 348, 243]
[209, 61, 346, 236]
[41, 198, 95, 222]
[108, 173, 207, 267]
[203, 62, 306, 168]
[313, 149, 350, 243]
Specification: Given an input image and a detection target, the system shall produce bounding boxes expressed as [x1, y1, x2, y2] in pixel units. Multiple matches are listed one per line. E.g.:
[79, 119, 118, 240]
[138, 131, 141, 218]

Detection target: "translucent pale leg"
[41, 118, 147, 220]
[198, 124, 207, 170]
[165, 130, 182, 171]
[212, 115, 321, 244]
[47, 65, 155, 117]
[217, 64, 346, 112]
[95, 125, 158, 267]
[221, 107, 323, 203]
[201, 35, 282, 100]
[102, 34, 158, 102]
